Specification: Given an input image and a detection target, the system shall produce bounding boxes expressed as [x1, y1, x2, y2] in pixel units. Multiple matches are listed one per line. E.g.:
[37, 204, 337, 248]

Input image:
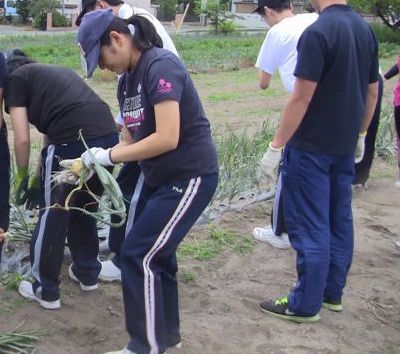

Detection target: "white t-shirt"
[116, 5, 179, 125]
[255, 13, 318, 93]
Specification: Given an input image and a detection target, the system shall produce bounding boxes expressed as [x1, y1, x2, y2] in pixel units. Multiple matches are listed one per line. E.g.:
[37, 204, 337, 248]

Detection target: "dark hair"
[104, 0, 123, 5]
[100, 15, 163, 52]
[5, 49, 36, 74]
[269, 1, 291, 12]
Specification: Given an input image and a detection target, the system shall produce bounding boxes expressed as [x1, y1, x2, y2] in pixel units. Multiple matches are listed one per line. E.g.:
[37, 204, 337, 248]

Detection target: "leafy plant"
[52, 11, 69, 27]
[349, 0, 400, 30]
[154, 0, 177, 21]
[194, 0, 234, 34]
[16, 0, 31, 24]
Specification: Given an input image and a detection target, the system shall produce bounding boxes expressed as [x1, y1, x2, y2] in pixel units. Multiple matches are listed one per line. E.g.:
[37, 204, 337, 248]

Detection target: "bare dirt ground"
[0, 173, 399, 354]
[1, 67, 400, 353]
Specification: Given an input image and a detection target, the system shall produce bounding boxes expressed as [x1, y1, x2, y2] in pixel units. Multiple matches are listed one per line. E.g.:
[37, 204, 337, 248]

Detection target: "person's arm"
[0, 88, 4, 129]
[110, 100, 179, 162]
[271, 78, 317, 148]
[359, 82, 379, 134]
[258, 71, 272, 90]
[9, 106, 30, 169]
[255, 31, 280, 91]
[384, 64, 399, 80]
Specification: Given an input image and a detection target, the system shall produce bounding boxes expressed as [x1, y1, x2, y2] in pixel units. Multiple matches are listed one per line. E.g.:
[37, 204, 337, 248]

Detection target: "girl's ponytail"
[125, 15, 163, 51]
[100, 15, 163, 53]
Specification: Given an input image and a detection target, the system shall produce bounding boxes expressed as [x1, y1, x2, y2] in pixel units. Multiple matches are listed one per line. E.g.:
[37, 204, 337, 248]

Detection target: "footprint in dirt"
[366, 224, 397, 239]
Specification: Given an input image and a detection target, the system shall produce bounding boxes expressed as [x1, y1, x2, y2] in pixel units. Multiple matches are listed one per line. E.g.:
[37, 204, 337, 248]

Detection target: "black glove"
[25, 175, 42, 210]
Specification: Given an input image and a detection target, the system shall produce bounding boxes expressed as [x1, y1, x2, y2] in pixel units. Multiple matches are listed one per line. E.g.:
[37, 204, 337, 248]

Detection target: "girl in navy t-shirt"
[78, 9, 218, 354]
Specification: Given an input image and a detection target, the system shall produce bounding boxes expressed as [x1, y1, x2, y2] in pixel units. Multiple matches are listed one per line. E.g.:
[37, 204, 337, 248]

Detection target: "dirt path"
[1, 176, 399, 354]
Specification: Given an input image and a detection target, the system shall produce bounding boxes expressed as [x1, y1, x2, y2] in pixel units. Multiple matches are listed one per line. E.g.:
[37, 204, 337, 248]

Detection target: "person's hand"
[0, 228, 6, 243]
[355, 132, 367, 163]
[15, 166, 29, 205]
[81, 147, 114, 169]
[260, 143, 283, 180]
[25, 175, 42, 210]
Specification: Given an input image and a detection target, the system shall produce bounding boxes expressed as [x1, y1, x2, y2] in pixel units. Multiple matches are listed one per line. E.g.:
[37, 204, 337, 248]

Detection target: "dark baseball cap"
[253, 0, 291, 14]
[77, 9, 115, 78]
[75, 0, 122, 26]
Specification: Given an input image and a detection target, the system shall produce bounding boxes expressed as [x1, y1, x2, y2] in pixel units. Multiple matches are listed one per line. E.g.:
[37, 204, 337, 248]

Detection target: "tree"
[154, 0, 177, 21]
[194, 0, 234, 34]
[16, 0, 31, 23]
[349, 0, 400, 29]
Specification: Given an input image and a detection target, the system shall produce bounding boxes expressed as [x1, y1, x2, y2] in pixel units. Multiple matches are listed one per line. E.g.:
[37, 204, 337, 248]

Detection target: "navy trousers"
[121, 174, 218, 354]
[271, 172, 286, 235]
[281, 146, 354, 316]
[109, 162, 141, 268]
[31, 133, 118, 301]
[353, 75, 384, 185]
[0, 123, 10, 260]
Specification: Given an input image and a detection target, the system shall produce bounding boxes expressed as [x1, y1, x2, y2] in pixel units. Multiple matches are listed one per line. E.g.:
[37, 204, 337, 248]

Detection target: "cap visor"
[85, 42, 100, 78]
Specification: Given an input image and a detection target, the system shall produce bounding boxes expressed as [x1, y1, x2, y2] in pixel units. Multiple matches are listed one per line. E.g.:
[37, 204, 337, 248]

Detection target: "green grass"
[0, 294, 27, 317]
[178, 224, 254, 261]
[2, 273, 24, 291]
[180, 270, 196, 284]
[0, 32, 265, 72]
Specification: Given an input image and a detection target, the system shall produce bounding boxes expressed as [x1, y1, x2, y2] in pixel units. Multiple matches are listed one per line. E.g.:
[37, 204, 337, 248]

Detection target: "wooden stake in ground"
[176, 3, 190, 34]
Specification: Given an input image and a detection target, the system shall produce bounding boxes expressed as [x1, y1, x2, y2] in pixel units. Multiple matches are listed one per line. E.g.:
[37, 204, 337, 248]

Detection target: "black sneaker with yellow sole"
[322, 299, 343, 312]
[260, 296, 321, 323]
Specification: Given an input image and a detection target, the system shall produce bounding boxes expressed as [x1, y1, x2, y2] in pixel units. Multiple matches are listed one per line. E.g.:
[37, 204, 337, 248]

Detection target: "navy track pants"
[122, 174, 218, 354]
[0, 123, 10, 260]
[109, 162, 141, 268]
[31, 133, 118, 301]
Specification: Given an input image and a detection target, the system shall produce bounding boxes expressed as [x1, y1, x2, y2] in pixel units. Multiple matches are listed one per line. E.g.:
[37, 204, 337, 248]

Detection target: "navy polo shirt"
[288, 4, 379, 155]
[118, 47, 218, 186]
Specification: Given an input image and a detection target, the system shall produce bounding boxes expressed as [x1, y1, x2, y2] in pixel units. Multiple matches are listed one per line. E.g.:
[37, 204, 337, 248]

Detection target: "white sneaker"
[395, 180, 400, 188]
[68, 264, 99, 291]
[18, 280, 61, 310]
[98, 260, 122, 282]
[104, 347, 136, 354]
[252, 225, 291, 249]
[104, 342, 181, 354]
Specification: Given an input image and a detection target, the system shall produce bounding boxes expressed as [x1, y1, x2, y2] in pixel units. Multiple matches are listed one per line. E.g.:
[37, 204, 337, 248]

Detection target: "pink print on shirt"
[157, 79, 173, 94]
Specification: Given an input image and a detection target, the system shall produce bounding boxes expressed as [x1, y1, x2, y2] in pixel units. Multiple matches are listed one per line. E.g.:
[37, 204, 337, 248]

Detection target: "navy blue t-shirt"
[118, 47, 218, 186]
[0, 53, 7, 88]
[289, 5, 379, 155]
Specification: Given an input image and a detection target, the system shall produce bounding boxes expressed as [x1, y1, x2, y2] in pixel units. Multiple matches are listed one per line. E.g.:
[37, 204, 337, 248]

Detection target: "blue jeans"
[282, 146, 354, 316]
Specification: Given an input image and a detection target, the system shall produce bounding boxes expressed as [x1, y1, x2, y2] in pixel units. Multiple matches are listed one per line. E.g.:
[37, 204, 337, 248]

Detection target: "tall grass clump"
[370, 23, 400, 45]
[213, 121, 275, 202]
[376, 105, 397, 161]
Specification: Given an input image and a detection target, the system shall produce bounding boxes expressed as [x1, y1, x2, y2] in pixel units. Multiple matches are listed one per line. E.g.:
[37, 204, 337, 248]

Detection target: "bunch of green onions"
[55, 131, 126, 228]
[0, 328, 42, 354]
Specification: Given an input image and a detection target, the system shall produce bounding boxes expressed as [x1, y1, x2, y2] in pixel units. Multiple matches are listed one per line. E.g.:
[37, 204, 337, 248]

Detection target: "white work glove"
[260, 143, 284, 180]
[354, 132, 367, 163]
[81, 147, 114, 168]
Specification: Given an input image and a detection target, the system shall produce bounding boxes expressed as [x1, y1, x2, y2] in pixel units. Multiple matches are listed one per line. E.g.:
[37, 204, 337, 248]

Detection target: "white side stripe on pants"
[32, 145, 55, 283]
[143, 177, 201, 354]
